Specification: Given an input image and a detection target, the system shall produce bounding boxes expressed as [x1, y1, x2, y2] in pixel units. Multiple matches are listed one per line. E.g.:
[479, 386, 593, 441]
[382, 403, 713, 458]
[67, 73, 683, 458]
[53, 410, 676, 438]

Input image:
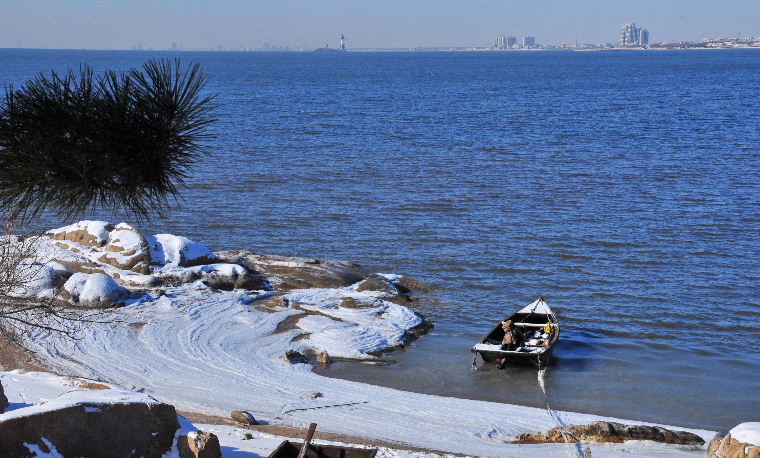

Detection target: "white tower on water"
[340, 34, 346, 51]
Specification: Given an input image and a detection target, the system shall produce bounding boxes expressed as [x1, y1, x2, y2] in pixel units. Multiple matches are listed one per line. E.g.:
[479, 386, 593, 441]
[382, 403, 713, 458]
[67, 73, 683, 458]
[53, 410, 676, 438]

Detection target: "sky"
[1, 0, 758, 50]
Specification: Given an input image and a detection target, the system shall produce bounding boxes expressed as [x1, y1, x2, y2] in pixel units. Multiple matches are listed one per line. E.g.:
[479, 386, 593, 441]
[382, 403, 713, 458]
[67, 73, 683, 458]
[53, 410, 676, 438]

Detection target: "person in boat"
[497, 319, 520, 369]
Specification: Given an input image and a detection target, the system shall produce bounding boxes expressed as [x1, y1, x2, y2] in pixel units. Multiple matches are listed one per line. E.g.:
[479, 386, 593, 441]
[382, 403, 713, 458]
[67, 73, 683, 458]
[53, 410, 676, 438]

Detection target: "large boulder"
[0, 390, 179, 458]
[513, 421, 704, 446]
[60, 272, 128, 308]
[47, 220, 114, 248]
[147, 234, 217, 267]
[98, 223, 152, 274]
[708, 423, 760, 458]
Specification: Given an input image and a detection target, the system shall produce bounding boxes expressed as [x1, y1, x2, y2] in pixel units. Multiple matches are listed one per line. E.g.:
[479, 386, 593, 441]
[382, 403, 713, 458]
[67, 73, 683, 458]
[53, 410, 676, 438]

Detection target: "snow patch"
[23, 437, 64, 458]
[729, 422, 760, 447]
[0, 385, 158, 421]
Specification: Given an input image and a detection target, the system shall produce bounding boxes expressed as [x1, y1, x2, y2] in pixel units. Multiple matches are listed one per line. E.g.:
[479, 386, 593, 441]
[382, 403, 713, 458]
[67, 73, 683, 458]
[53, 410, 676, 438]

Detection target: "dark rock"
[242, 432, 253, 440]
[178, 430, 221, 458]
[0, 380, 8, 412]
[0, 399, 179, 458]
[284, 350, 309, 364]
[393, 277, 433, 293]
[231, 410, 258, 425]
[513, 421, 704, 446]
[356, 276, 398, 294]
[158, 270, 202, 287]
[202, 268, 268, 291]
[340, 297, 365, 308]
[214, 251, 369, 291]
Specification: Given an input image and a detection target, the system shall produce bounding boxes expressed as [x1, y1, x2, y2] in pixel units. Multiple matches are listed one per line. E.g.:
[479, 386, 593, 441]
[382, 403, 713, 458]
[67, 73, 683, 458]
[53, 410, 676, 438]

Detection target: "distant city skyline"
[1, 0, 758, 50]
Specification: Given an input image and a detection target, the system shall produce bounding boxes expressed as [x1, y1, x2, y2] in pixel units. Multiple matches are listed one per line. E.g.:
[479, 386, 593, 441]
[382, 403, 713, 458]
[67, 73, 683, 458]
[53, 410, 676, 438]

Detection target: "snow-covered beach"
[1, 221, 722, 457]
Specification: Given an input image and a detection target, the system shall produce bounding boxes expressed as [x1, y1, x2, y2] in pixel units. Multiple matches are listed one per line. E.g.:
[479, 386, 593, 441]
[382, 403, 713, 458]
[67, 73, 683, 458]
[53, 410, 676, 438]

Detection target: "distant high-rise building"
[522, 36, 536, 47]
[620, 23, 649, 46]
[639, 28, 649, 46]
[495, 35, 519, 49]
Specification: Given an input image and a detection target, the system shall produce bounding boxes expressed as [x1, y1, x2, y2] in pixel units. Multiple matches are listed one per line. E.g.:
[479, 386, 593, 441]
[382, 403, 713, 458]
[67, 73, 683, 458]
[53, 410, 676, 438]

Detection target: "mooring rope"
[537, 355, 589, 458]
[282, 400, 369, 414]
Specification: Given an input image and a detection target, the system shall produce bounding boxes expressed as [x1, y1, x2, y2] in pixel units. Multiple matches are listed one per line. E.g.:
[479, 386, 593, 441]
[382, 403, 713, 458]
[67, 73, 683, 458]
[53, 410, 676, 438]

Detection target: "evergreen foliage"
[0, 59, 216, 220]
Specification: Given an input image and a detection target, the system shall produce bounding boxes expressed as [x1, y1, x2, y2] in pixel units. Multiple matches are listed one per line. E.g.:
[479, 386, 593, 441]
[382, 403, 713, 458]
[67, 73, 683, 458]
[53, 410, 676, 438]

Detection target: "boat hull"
[471, 297, 560, 368]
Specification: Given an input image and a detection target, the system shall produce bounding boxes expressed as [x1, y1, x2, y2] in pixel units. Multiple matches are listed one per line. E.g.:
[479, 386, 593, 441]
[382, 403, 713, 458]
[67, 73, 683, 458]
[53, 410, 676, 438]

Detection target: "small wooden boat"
[471, 297, 560, 367]
[267, 440, 378, 458]
[268, 423, 378, 458]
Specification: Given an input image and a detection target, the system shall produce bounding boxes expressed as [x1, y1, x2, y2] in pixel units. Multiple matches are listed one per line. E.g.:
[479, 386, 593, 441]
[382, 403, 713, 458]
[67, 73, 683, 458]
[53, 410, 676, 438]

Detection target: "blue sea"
[1, 48, 758, 431]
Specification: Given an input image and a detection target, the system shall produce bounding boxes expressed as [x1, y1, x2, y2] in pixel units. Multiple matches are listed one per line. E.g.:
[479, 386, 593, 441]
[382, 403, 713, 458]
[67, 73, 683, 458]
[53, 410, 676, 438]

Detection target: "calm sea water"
[2, 49, 758, 431]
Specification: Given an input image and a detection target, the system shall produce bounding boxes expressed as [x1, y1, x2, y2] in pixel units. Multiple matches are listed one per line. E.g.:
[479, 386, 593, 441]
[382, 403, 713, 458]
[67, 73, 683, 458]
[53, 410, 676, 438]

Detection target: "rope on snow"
[536, 354, 590, 458]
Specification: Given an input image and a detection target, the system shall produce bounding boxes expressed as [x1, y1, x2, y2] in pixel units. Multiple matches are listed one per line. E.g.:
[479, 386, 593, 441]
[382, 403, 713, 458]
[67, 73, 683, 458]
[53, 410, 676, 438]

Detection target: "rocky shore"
[0, 221, 750, 458]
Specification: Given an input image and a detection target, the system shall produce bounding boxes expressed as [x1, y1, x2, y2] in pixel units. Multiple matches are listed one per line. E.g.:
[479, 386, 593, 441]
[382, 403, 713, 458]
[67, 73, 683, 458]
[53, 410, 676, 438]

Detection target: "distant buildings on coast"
[489, 23, 759, 51]
[130, 26, 759, 52]
[619, 23, 649, 47]
[494, 35, 538, 50]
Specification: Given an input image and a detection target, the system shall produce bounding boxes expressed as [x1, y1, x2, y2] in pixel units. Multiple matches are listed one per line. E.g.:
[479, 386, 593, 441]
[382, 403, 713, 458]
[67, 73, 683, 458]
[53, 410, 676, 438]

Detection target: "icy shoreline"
[4, 221, 716, 457]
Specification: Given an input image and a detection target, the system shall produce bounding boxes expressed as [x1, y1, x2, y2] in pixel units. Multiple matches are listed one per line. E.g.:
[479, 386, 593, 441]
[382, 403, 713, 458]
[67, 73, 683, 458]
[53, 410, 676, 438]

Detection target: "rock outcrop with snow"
[708, 423, 760, 458]
[5, 221, 431, 360]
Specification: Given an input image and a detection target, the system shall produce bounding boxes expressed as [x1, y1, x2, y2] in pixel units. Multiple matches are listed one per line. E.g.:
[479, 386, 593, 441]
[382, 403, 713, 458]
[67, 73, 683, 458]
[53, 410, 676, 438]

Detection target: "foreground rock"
[708, 423, 760, 458]
[178, 430, 222, 458]
[513, 421, 705, 446]
[0, 380, 7, 412]
[0, 389, 179, 458]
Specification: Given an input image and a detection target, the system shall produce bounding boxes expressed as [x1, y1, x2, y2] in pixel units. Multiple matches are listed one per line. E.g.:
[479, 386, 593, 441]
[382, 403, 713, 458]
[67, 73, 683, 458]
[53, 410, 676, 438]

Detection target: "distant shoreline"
[1, 46, 758, 53]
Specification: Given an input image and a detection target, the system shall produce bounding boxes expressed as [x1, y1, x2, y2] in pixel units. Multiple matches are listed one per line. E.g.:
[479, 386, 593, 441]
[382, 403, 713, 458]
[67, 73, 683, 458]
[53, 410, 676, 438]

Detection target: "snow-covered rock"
[147, 234, 217, 267]
[708, 423, 760, 458]
[98, 223, 152, 273]
[60, 272, 127, 308]
[47, 220, 114, 248]
[6, 259, 64, 298]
